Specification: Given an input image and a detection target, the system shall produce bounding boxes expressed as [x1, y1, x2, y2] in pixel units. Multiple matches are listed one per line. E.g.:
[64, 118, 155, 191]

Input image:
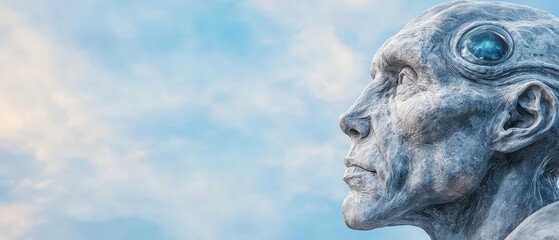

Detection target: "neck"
[416, 153, 553, 240]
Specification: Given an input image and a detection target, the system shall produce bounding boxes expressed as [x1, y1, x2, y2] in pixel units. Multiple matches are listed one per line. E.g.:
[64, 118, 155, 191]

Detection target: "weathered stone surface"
[339, 1, 559, 239]
[505, 202, 559, 240]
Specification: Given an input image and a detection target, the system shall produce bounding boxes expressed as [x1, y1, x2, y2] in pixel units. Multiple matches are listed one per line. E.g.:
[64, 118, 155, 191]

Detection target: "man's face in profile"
[338, 20, 510, 230]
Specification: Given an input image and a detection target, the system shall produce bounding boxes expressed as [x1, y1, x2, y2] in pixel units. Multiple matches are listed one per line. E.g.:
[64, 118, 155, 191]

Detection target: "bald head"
[374, 1, 559, 83]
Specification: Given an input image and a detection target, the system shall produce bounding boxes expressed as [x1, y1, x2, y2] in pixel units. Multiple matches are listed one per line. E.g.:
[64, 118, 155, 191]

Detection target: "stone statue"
[338, 1, 559, 239]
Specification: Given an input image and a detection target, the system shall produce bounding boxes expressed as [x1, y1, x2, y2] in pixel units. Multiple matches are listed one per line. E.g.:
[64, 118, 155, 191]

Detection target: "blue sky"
[0, 0, 558, 239]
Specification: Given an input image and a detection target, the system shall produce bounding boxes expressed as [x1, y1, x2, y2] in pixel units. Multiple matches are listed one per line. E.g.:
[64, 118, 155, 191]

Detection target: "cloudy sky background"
[0, 0, 558, 239]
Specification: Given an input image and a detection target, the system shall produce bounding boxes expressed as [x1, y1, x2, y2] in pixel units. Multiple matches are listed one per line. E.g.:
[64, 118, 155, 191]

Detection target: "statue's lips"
[344, 157, 377, 173]
[344, 166, 377, 177]
[343, 165, 378, 187]
[343, 157, 380, 191]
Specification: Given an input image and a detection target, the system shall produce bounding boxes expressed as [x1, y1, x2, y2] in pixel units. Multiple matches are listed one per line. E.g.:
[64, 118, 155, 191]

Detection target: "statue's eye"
[459, 25, 513, 65]
[398, 66, 417, 86]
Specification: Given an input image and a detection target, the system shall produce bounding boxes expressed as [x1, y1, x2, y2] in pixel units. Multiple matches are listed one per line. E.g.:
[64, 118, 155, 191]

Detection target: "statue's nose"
[339, 113, 371, 140]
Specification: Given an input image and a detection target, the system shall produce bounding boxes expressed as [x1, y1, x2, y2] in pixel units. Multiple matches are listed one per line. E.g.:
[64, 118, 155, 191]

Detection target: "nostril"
[349, 129, 360, 137]
[339, 114, 371, 139]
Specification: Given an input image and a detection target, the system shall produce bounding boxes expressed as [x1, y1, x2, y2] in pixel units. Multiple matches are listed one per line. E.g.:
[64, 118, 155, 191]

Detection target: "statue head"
[339, 1, 559, 232]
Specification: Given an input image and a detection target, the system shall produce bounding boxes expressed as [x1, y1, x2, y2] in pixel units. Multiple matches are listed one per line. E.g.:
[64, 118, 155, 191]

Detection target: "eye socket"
[458, 25, 513, 65]
[398, 66, 417, 86]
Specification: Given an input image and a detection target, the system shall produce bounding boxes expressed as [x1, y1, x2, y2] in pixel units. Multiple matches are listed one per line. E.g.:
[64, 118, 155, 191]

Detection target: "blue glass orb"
[459, 25, 513, 65]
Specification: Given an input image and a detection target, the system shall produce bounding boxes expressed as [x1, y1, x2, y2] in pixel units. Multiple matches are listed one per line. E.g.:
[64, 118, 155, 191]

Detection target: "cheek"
[406, 131, 493, 202]
[392, 90, 495, 201]
[394, 91, 489, 144]
[434, 133, 492, 200]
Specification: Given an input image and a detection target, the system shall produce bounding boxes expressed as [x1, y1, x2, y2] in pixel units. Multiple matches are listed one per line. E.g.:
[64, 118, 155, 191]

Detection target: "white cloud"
[0, 5, 293, 240]
[0, 203, 40, 240]
[288, 26, 366, 101]
[0, 7, 122, 238]
[0, 6, 112, 170]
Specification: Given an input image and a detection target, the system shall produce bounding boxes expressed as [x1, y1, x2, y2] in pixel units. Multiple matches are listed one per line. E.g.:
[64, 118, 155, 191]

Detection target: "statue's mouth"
[344, 157, 377, 173]
[343, 157, 378, 189]
[344, 165, 377, 177]
[343, 165, 378, 191]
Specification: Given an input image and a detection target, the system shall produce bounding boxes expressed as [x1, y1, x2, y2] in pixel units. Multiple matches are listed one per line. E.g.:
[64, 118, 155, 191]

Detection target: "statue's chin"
[342, 193, 385, 230]
[342, 191, 401, 230]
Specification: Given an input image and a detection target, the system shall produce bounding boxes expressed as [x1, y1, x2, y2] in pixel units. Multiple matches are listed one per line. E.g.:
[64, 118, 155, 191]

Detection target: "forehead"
[372, 1, 559, 80]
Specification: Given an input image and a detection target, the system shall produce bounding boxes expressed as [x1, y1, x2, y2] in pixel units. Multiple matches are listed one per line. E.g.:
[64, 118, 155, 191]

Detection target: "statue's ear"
[493, 81, 558, 153]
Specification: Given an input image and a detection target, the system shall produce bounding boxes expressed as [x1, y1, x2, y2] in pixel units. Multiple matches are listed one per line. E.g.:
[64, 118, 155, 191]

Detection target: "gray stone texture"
[339, 1, 559, 239]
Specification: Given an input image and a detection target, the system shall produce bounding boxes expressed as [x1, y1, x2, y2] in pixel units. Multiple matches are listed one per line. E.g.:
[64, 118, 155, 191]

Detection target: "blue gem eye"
[459, 25, 513, 65]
